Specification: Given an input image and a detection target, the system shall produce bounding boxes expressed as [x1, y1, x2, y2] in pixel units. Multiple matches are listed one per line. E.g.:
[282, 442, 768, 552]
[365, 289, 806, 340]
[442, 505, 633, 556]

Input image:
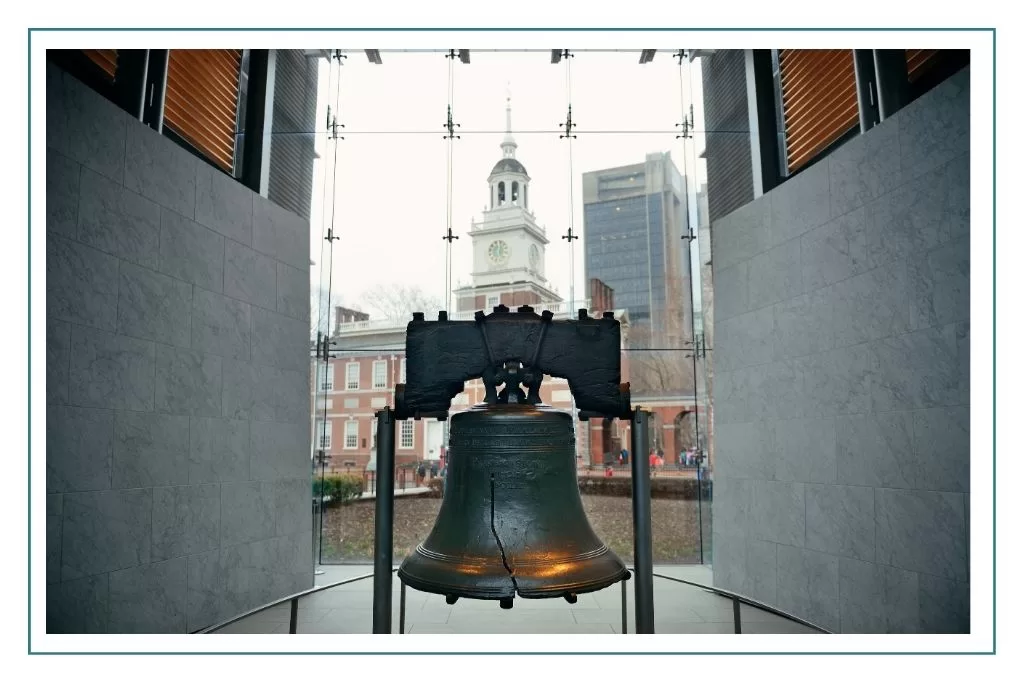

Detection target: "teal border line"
[27, 27, 33, 655]
[25, 27, 995, 31]
[28, 28, 995, 655]
[990, 27, 997, 655]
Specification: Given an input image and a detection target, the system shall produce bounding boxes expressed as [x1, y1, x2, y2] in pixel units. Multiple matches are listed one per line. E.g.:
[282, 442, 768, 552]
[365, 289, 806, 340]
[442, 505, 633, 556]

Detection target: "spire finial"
[505, 83, 512, 133]
[500, 85, 517, 158]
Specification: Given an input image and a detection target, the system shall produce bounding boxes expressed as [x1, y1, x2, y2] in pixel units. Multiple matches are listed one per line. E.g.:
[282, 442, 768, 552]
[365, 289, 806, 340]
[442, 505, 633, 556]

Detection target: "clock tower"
[454, 95, 561, 313]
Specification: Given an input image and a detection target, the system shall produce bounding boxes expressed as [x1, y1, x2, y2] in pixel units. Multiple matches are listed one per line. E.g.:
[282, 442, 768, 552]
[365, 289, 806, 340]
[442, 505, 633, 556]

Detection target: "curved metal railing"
[649, 571, 830, 634]
[197, 566, 829, 635]
[195, 570, 388, 634]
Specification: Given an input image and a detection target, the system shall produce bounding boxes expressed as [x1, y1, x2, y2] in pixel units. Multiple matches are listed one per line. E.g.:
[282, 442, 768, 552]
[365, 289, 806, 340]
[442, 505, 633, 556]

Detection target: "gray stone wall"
[45, 64, 313, 633]
[710, 67, 970, 633]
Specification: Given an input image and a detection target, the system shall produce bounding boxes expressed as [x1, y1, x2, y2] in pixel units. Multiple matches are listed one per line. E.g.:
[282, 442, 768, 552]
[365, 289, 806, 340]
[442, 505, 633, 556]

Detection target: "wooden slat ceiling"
[163, 49, 242, 172]
[906, 49, 940, 82]
[779, 49, 859, 173]
[82, 49, 118, 80]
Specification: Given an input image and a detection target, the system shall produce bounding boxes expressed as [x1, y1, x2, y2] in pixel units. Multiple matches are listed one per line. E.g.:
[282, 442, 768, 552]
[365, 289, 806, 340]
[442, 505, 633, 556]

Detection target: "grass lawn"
[319, 493, 711, 565]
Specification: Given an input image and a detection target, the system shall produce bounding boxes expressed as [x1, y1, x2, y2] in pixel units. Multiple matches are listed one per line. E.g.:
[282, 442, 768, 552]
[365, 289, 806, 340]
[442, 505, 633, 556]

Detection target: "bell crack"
[490, 473, 519, 596]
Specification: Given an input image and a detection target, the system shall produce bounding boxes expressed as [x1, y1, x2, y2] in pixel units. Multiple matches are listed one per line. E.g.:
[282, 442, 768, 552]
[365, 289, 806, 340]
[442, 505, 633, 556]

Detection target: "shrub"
[426, 477, 444, 498]
[313, 473, 365, 506]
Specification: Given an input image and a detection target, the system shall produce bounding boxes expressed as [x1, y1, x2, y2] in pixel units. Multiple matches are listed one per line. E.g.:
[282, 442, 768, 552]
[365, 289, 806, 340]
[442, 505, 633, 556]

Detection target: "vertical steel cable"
[680, 54, 708, 561]
[565, 53, 576, 315]
[315, 53, 338, 336]
[324, 52, 344, 333]
[444, 53, 456, 315]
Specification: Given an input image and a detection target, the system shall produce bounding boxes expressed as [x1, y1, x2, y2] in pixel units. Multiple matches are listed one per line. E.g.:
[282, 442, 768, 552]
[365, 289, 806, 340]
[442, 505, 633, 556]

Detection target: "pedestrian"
[604, 464, 614, 478]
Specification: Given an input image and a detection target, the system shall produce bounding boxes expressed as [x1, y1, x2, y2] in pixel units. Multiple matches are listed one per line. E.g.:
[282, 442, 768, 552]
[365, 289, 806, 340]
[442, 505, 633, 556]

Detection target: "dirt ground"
[319, 494, 711, 564]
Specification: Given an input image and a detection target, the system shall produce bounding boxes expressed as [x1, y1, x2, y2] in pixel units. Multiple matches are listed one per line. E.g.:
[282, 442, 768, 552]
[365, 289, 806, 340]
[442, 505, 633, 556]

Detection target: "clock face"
[529, 244, 540, 268]
[487, 240, 509, 265]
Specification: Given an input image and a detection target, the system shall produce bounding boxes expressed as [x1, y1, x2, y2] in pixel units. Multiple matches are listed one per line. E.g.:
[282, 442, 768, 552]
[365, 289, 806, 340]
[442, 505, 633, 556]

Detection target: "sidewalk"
[357, 486, 432, 501]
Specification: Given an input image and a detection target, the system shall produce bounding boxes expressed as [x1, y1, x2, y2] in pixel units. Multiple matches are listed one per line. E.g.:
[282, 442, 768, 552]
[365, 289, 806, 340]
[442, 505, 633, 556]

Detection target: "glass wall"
[305, 50, 714, 568]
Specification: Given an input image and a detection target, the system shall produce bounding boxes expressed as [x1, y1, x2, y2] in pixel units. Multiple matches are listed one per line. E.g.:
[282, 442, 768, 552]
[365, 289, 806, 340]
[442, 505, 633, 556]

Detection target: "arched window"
[498, 181, 506, 205]
[491, 184, 496, 208]
[523, 184, 528, 209]
[511, 181, 519, 205]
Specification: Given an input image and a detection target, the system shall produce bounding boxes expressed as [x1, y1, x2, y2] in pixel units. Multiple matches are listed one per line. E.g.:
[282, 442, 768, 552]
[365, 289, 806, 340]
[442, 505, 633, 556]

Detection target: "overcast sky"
[305, 50, 707, 323]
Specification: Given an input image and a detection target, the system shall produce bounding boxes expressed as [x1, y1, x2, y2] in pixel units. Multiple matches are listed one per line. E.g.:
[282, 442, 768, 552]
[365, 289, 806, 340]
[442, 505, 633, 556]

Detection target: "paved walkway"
[213, 564, 821, 635]
[356, 486, 431, 501]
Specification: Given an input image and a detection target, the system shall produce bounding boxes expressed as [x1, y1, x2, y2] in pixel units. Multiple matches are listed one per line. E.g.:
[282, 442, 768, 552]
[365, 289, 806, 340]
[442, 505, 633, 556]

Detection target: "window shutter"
[163, 49, 242, 172]
[82, 49, 118, 81]
[778, 49, 859, 173]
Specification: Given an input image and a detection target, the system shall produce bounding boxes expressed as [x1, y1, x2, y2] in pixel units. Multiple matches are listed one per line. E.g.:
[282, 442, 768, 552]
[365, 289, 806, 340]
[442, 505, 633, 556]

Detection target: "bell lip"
[396, 568, 629, 601]
[397, 566, 516, 600]
[514, 571, 629, 598]
[398, 552, 629, 601]
[412, 543, 616, 568]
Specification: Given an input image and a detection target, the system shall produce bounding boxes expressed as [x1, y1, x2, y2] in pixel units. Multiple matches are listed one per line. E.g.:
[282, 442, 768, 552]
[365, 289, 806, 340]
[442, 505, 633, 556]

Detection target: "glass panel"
[681, 54, 714, 564]
[311, 52, 342, 569]
[316, 52, 449, 565]
[312, 50, 717, 572]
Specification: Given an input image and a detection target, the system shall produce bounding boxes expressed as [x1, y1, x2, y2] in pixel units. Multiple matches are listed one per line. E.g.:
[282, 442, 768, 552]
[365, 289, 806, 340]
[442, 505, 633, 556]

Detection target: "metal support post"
[696, 463, 704, 564]
[289, 597, 299, 634]
[621, 577, 628, 634]
[852, 49, 879, 133]
[141, 49, 169, 133]
[241, 49, 276, 195]
[733, 596, 742, 634]
[629, 410, 655, 634]
[372, 407, 396, 633]
[314, 453, 326, 573]
[872, 49, 910, 121]
[399, 581, 407, 634]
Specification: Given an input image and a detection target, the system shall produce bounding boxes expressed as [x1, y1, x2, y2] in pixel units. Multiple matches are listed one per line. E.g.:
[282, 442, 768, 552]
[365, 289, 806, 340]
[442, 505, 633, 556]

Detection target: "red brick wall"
[589, 278, 615, 314]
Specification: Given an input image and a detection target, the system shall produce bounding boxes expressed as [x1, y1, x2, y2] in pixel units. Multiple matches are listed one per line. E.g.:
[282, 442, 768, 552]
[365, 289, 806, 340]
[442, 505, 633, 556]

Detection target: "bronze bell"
[398, 402, 628, 608]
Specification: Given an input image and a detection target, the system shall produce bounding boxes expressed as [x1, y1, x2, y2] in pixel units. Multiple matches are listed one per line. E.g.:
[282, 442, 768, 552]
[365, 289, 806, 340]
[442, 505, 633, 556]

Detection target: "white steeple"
[452, 89, 561, 312]
[501, 86, 517, 158]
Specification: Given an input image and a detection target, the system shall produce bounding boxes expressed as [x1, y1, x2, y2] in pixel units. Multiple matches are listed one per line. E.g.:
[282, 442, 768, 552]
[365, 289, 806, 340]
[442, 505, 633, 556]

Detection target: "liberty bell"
[395, 305, 633, 608]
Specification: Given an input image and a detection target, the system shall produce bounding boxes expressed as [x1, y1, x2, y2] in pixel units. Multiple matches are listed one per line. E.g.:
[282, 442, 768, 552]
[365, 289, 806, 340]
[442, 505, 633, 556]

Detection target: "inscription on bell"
[465, 454, 546, 490]
[450, 420, 570, 450]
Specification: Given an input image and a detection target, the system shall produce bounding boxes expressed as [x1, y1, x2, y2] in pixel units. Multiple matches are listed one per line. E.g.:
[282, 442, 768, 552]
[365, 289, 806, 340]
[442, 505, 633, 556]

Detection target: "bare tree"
[625, 316, 696, 396]
[358, 284, 445, 321]
[310, 284, 332, 342]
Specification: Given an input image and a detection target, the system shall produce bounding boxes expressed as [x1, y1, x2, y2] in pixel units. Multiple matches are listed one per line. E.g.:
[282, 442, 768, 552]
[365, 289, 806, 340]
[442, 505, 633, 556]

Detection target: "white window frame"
[318, 364, 334, 391]
[487, 295, 500, 308]
[400, 420, 414, 449]
[345, 362, 360, 390]
[316, 420, 332, 449]
[400, 358, 407, 383]
[344, 420, 358, 449]
[372, 360, 388, 389]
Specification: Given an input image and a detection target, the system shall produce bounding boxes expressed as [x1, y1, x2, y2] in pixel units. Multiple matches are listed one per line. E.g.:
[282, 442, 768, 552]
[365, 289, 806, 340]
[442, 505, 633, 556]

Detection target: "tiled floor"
[211, 564, 822, 635]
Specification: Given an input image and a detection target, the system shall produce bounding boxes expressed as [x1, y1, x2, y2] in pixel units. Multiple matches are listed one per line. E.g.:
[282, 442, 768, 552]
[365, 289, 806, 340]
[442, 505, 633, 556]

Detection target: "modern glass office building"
[582, 153, 690, 348]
